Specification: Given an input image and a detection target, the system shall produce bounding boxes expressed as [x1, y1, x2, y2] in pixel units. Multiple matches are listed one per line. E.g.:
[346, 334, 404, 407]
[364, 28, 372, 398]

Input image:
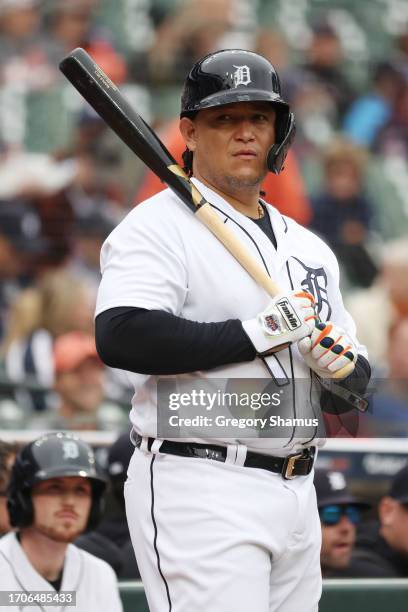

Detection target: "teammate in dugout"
[0, 432, 123, 612]
[95, 50, 371, 611]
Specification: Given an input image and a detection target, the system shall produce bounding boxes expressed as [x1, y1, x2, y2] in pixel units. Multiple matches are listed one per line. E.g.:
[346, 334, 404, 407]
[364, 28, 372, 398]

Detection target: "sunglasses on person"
[319, 504, 362, 526]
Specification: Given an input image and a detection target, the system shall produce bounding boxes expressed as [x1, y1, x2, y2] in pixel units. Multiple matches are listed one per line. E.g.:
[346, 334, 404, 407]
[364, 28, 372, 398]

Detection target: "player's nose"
[234, 119, 256, 142]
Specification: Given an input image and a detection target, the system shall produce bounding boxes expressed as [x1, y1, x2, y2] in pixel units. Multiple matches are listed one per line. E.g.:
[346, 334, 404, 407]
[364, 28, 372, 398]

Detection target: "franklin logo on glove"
[276, 298, 301, 330]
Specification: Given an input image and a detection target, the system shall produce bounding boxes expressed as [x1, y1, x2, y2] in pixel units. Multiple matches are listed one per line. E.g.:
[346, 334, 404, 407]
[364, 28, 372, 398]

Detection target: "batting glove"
[298, 321, 357, 380]
[242, 291, 317, 355]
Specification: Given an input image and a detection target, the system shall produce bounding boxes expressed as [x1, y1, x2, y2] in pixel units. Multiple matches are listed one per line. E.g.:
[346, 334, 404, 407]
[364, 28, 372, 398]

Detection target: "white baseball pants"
[125, 443, 322, 612]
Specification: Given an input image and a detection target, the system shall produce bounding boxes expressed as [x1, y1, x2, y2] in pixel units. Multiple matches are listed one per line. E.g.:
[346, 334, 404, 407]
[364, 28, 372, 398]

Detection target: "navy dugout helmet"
[7, 432, 106, 530]
[180, 49, 295, 174]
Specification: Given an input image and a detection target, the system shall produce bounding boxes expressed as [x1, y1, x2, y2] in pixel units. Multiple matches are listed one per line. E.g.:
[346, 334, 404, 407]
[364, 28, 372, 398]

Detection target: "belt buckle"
[282, 452, 303, 480]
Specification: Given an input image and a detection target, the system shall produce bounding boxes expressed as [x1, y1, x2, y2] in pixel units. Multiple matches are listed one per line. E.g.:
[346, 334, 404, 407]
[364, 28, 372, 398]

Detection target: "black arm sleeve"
[95, 306, 256, 375]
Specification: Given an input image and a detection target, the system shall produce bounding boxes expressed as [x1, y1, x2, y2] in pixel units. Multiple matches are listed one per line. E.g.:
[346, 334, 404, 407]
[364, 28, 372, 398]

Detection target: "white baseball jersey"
[96, 178, 366, 453]
[0, 532, 123, 612]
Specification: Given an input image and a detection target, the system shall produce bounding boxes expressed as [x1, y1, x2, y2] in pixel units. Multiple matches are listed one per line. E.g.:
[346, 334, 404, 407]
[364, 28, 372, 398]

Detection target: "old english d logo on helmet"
[232, 65, 251, 87]
[180, 49, 295, 174]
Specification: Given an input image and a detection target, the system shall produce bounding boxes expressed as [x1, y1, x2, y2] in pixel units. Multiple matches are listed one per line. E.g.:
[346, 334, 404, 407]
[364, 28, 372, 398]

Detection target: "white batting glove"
[298, 321, 357, 380]
[242, 291, 317, 355]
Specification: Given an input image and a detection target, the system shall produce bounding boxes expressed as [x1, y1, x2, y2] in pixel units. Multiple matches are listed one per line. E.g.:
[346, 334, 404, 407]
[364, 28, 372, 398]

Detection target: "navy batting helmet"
[180, 49, 295, 174]
[7, 432, 106, 530]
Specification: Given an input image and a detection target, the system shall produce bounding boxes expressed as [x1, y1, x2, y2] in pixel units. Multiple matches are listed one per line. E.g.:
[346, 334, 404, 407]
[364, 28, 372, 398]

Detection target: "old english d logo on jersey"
[276, 298, 301, 330]
[286, 257, 332, 321]
[233, 65, 251, 87]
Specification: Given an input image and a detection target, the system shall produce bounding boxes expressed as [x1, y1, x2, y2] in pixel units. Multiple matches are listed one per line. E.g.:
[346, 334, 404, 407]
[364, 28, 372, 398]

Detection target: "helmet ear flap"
[267, 112, 296, 175]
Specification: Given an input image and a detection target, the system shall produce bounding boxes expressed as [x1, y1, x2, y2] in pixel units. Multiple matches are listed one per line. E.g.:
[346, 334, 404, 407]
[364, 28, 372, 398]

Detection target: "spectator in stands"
[77, 432, 140, 579]
[374, 77, 408, 159]
[314, 468, 370, 577]
[1, 270, 94, 412]
[0, 201, 46, 340]
[310, 137, 378, 287]
[300, 21, 355, 122]
[288, 19, 355, 155]
[29, 331, 127, 431]
[363, 318, 408, 438]
[0, 0, 55, 89]
[140, 0, 232, 86]
[343, 61, 404, 149]
[0, 439, 19, 535]
[43, 0, 127, 84]
[68, 211, 115, 295]
[349, 465, 408, 577]
[346, 239, 408, 369]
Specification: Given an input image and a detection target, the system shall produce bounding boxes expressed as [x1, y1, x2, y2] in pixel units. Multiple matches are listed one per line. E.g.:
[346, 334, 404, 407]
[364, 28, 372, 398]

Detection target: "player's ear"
[179, 117, 197, 152]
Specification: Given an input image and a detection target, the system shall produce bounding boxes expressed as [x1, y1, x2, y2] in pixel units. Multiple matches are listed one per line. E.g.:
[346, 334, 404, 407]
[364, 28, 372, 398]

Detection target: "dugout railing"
[118, 579, 408, 612]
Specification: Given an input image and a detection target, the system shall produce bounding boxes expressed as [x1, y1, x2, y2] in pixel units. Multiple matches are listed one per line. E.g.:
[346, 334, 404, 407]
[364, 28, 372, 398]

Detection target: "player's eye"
[45, 483, 62, 494]
[252, 113, 269, 122]
[74, 484, 91, 496]
[216, 114, 232, 122]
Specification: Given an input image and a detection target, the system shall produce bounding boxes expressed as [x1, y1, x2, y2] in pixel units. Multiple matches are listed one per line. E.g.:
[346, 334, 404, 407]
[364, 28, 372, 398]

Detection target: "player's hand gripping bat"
[59, 48, 354, 378]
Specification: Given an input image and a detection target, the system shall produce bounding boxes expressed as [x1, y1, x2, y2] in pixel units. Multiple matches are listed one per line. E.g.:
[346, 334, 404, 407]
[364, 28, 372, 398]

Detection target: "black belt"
[135, 436, 315, 480]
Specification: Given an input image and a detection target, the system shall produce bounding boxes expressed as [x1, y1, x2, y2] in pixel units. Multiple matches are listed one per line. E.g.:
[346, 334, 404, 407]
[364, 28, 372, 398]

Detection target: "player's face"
[180, 101, 276, 196]
[320, 514, 356, 570]
[31, 476, 92, 543]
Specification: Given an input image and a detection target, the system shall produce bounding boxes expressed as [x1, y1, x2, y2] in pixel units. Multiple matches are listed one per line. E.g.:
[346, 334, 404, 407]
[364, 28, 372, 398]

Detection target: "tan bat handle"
[196, 202, 281, 297]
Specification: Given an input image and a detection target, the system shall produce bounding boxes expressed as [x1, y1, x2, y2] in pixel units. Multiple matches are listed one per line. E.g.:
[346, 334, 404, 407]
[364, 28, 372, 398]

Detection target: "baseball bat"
[58, 47, 280, 298]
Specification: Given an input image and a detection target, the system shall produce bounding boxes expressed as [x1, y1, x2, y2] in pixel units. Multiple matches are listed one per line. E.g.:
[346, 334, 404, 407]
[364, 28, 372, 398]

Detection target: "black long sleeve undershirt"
[95, 306, 370, 395]
[95, 307, 256, 375]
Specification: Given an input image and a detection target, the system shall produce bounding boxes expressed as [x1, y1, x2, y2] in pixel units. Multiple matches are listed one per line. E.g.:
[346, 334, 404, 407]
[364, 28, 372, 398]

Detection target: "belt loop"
[130, 428, 138, 447]
[139, 436, 149, 453]
[235, 444, 248, 467]
[151, 439, 163, 454]
[225, 444, 237, 464]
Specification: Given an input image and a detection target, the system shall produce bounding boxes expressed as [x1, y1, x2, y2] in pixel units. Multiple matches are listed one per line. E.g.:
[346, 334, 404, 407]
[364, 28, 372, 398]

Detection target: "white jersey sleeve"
[96, 192, 188, 317]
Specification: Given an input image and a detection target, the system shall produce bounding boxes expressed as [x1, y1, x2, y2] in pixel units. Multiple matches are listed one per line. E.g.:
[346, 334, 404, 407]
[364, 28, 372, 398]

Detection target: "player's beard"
[34, 520, 86, 543]
[209, 163, 267, 195]
[223, 173, 264, 191]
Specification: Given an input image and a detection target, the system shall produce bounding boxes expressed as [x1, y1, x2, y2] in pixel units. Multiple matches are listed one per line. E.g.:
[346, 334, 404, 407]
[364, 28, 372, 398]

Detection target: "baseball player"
[95, 50, 371, 611]
[0, 432, 123, 612]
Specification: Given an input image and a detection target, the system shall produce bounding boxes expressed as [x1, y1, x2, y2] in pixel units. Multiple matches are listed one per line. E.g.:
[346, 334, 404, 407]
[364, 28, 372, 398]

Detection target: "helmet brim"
[181, 89, 289, 117]
[33, 467, 106, 486]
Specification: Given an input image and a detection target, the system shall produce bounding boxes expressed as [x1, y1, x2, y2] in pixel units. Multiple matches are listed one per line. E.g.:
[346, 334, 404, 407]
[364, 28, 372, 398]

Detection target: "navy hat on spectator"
[389, 465, 408, 504]
[0, 201, 46, 253]
[314, 469, 371, 509]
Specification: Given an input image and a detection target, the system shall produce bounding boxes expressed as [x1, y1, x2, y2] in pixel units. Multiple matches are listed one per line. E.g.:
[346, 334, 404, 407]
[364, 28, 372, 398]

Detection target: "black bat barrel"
[59, 48, 203, 214]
